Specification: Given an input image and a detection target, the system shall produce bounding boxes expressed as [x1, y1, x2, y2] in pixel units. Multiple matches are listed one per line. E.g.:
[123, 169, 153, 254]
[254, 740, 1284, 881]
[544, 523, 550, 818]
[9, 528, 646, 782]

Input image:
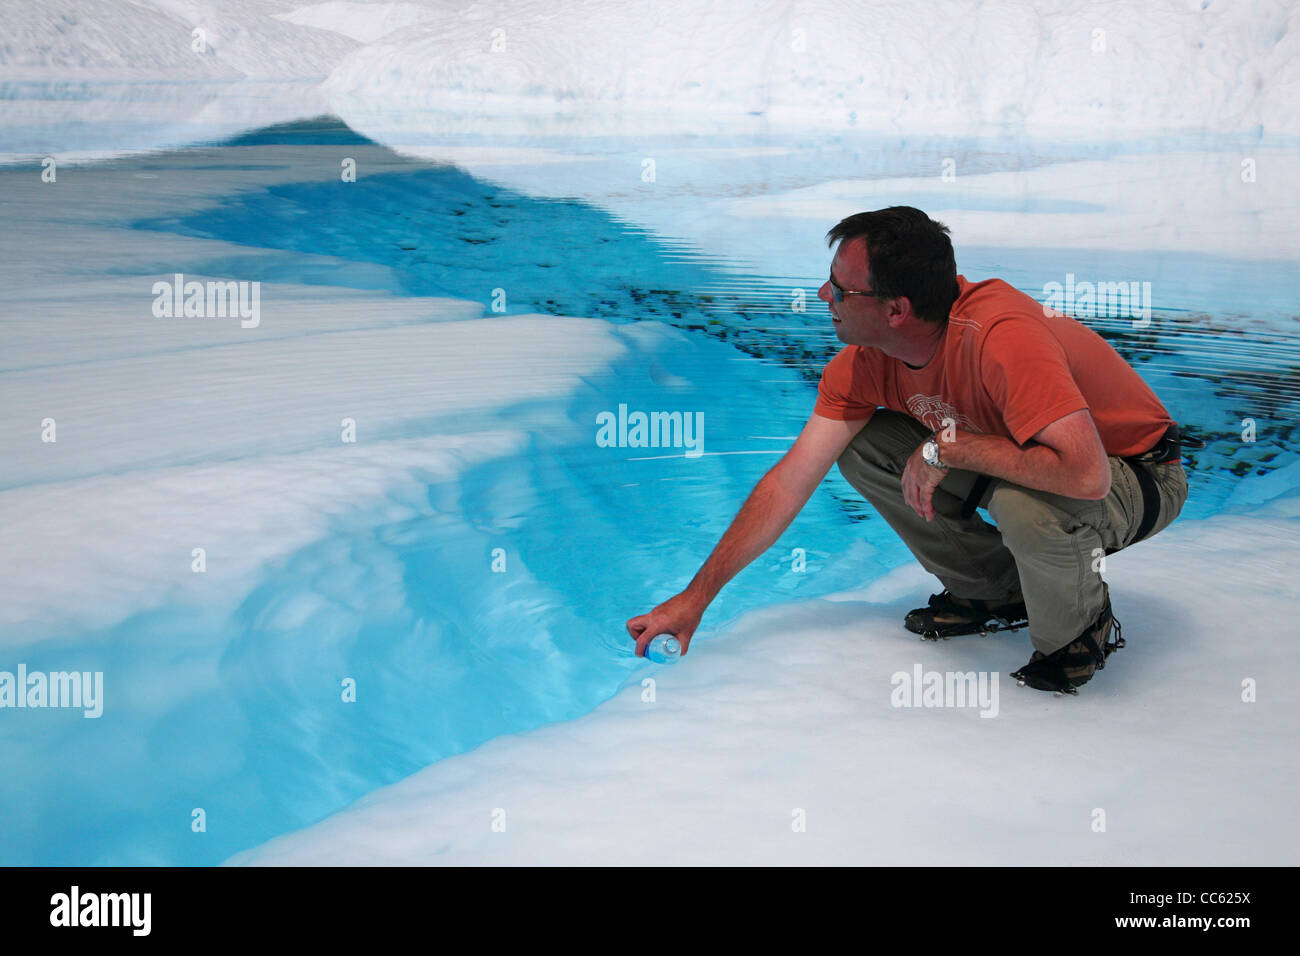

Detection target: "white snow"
[0, 0, 357, 80]
[0, 432, 522, 649]
[328, 0, 1300, 136]
[272, 1, 442, 44]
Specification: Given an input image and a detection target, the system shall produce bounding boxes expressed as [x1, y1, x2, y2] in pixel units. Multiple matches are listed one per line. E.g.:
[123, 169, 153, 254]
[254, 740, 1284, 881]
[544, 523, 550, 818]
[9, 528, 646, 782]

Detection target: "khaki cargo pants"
[837, 409, 1189, 655]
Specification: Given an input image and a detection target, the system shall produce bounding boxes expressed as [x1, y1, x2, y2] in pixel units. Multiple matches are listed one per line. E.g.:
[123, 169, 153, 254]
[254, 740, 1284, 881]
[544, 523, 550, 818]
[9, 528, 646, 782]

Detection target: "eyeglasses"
[827, 272, 888, 303]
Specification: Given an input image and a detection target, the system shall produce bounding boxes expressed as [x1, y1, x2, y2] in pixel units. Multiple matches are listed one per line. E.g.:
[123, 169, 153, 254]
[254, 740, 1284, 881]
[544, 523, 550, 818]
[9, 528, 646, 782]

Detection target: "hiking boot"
[904, 589, 1028, 641]
[1010, 588, 1125, 695]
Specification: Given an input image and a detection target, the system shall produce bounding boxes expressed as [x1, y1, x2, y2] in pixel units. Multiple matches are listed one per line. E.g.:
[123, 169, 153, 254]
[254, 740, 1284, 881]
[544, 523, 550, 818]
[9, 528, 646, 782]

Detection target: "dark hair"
[825, 207, 959, 323]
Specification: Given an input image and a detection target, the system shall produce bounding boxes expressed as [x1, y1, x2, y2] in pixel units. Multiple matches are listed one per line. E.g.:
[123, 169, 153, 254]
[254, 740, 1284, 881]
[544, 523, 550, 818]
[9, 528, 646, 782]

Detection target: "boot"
[1010, 586, 1125, 695]
[905, 589, 1028, 640]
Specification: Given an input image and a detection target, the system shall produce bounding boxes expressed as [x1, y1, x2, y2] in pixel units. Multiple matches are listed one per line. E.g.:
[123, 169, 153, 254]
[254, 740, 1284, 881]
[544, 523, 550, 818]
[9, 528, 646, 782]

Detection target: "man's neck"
[894, 322, 947, 370]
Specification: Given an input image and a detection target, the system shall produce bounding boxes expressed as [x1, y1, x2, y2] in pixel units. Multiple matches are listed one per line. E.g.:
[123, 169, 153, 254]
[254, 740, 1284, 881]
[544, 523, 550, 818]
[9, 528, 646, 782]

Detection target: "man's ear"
[887, 296, 912, 326]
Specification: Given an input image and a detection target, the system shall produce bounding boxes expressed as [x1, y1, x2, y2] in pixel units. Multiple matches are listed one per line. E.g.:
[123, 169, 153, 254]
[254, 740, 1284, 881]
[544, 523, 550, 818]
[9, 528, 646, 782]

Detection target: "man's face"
[817, 237, 891, 347]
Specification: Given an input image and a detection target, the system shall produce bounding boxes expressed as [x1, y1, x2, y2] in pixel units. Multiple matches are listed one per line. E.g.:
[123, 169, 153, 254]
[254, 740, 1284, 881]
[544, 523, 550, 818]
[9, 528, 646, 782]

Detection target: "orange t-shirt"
[813, 275, 1173, 457]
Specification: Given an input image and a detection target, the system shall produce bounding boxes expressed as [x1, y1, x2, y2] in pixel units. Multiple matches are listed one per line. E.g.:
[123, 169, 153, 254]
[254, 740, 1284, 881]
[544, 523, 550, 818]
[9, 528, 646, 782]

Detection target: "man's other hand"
[902, 441, 947, 521]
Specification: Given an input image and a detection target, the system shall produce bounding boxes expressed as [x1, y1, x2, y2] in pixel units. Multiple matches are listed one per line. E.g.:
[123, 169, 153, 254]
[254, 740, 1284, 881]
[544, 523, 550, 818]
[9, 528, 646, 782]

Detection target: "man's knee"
[838, 409, 928, 473]
[987, 484, 1073, 547]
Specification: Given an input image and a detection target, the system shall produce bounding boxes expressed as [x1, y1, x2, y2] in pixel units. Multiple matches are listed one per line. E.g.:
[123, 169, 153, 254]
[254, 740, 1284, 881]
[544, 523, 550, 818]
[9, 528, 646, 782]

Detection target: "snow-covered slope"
[272, 1, 442, 44]
[322, 0, 1300, 136]
[0, 0, 357, 79]
[4, 1, 1297, 136]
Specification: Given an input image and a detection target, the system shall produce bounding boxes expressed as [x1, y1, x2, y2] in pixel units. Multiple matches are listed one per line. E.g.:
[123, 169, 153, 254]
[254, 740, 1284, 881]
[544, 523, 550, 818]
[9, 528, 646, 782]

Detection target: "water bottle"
[643, 634, 681, 664]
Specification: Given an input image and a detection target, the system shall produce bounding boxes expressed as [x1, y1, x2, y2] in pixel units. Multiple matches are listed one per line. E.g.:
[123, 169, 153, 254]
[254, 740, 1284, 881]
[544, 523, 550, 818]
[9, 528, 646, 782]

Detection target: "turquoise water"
[4, 117, 1298, 864]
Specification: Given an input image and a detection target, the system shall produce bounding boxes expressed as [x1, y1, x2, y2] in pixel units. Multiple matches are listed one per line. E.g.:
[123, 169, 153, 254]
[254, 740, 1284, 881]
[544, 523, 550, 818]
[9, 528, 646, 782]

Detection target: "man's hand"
[901, 440, 947, 521]
[626, 591, 706, 658]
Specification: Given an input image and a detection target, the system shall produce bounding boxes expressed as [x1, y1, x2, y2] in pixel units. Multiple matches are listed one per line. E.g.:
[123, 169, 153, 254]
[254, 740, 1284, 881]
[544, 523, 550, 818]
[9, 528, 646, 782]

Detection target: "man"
[626, 206, 1189, 694]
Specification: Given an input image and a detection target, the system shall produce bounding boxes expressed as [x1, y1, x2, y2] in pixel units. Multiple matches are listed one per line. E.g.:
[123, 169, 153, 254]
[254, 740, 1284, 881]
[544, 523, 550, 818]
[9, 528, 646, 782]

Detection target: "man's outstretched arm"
[626, 412, 870, 657]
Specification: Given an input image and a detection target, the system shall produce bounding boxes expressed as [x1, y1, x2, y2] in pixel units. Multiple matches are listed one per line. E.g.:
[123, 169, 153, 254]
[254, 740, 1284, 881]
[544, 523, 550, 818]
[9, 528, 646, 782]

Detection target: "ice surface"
[317, 0, 1300, 137]
[1, 0, 356, 80]
[272, 1, 443, 44]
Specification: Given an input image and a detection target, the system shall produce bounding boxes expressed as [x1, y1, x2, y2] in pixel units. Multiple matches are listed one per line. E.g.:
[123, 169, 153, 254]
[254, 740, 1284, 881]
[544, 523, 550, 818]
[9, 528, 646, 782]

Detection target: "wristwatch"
[922, 438, 948, 470]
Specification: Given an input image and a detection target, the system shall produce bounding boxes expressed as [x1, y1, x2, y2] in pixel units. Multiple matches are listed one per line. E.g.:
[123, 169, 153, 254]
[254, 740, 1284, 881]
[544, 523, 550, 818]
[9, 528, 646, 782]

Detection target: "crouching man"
[626, 206, 1189, 695]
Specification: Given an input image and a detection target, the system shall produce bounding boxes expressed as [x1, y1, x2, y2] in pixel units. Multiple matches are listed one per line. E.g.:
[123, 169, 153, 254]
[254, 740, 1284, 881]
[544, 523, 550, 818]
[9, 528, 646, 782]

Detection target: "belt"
[959, 423, 1199, 549]
[1126, 422, 1186, 467]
